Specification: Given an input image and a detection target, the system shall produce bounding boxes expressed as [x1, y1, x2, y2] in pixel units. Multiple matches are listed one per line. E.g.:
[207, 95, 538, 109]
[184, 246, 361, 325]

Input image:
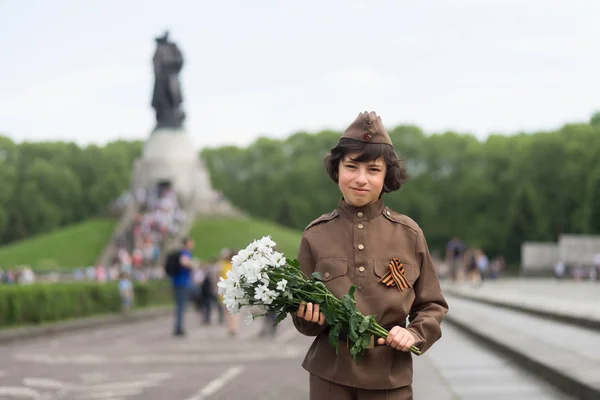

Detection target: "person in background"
[475, 248, 489, 283]
[554, 259, 566, 280]
[190, 263, 206, 318]
[118, 272, 134, 314]
[172, 237, 196, 337]
[592, 252, 600, 281]
[446, 236, 465, 282]
[210, 258, 226, 325]
[200, 258, 220, 325]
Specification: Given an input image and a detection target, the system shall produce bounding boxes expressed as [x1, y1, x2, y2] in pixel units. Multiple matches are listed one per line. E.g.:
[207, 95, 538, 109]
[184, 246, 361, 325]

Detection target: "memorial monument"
[131, 31, 237, 216]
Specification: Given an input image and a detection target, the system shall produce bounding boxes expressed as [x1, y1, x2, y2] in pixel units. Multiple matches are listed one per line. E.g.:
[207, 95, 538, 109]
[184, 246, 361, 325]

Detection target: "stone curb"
[0, 305, 172, 345]
[443, 287, 600, 331]
[445, 308, 600, 400]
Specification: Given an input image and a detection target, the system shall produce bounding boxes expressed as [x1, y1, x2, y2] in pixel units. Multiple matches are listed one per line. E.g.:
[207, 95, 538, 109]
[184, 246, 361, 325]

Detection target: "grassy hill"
[0, 215, 301, 272]
[189, 216, 302, 261]
[0, 219, 117, 271]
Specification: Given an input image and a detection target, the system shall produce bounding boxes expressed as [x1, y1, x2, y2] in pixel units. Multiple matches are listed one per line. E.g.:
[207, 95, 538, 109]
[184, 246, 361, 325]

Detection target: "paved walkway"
[442, 278, 600, 400]
[0, 308, 572, 399]
[442, 278, 600, 324]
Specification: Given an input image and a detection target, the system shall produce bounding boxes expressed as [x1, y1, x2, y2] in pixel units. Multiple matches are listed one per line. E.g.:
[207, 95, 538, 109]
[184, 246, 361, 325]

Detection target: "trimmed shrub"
[0, 280, 172, 328]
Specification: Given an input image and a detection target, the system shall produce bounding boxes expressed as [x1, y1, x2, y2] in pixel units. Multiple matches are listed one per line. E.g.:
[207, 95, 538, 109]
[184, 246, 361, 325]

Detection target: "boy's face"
[337, 153, 386, 207]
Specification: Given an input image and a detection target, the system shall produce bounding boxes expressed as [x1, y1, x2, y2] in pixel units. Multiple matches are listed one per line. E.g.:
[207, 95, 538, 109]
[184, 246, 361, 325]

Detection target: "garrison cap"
[341, 111, 393, 147]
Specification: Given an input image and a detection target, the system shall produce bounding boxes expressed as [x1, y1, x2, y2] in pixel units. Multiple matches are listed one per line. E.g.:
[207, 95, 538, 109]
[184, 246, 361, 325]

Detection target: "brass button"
[358, 244, 364, 250]
[386, 211, 391, 216]
[358, 266, 365, 272]
[324, 272, 330, 278]
[357, 223, 364, 229]
[357, 212, 364, 217]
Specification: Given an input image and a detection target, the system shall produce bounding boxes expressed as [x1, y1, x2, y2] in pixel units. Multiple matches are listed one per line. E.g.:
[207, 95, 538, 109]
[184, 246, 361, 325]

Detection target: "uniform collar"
[338, 198, 385, 222]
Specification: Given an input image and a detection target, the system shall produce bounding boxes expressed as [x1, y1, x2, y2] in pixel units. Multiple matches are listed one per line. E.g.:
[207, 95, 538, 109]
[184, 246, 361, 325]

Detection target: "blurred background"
[0, 1, 598, 399]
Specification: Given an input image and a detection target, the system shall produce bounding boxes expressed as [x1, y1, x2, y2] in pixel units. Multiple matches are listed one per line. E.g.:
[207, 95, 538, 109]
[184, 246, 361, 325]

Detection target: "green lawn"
[0, 219, 118, 271]
[189, 217, 302, 261]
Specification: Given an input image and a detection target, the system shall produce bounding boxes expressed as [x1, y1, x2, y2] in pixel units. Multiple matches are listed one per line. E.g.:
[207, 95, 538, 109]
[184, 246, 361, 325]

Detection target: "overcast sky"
[2, 0, 599, 149]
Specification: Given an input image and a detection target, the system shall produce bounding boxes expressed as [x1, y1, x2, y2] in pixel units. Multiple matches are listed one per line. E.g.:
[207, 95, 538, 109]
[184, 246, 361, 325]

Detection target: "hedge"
[0, 280, 172, 328]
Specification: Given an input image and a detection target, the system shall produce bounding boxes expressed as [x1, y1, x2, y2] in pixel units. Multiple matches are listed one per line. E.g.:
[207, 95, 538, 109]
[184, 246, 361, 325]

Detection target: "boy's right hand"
[297, 302, 326, 326]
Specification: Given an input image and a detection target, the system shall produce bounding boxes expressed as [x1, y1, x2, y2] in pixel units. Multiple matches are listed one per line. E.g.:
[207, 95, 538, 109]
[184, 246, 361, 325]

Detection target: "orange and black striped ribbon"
[378, 258, 412, 292]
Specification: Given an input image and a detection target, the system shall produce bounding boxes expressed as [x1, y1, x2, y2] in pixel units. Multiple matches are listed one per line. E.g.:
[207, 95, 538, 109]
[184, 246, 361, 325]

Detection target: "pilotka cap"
[341, 111, 393, 147]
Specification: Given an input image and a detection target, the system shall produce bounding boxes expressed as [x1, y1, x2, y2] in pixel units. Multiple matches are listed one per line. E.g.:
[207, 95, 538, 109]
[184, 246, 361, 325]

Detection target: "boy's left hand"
[377, 326, 416, 351]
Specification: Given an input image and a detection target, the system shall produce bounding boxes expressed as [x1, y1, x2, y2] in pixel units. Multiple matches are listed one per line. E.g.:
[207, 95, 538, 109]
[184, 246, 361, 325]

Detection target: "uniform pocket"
[315, 258, 348, 281]
[373, 258, 417, 284]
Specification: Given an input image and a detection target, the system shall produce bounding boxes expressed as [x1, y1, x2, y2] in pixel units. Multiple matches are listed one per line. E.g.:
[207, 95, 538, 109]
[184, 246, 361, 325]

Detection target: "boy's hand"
[376, 326, 416, 351]
[297, 302, 325, 325]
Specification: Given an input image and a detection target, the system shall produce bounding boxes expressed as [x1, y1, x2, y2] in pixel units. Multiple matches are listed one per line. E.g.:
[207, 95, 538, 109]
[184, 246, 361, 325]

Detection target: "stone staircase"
[95, 200, 140, 268]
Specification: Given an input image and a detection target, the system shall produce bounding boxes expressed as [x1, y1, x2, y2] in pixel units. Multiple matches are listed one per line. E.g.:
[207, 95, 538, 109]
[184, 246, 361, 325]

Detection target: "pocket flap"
[374, 259, 416, 283]
[373, 259, 389, 278]
[315, 258, 348, 281]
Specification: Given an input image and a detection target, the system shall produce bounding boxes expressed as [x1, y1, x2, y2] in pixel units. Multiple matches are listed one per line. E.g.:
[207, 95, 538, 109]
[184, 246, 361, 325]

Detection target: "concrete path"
[443, 279, 600, 329]
[442, 279, 600, 400]
[0, 308, 573, 399]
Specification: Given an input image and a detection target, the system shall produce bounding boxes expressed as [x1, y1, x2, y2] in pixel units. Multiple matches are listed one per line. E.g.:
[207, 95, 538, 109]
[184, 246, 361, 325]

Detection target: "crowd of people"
[554, 252, 600, 281]
[0, 266, 36, 285]
[440, 236, 506, 284]
[71, 185, 188, 285]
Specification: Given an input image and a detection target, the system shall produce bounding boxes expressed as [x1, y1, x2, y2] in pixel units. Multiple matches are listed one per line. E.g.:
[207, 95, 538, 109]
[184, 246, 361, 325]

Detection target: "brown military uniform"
[293, 199, 449, 393]
[293, 111, 448, 398]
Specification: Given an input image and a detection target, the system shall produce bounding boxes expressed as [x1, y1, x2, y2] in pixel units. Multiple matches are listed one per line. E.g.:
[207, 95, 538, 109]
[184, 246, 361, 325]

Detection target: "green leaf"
[350, 342, 364, 364]
[288, 259, 299, 268]
[348, 285, 357, 299]
[274, 310, 288, 326]
[349, 315, 359, 342]
[342, 294, 355, 313]
[320, 304, 337, 325]
[360, 334, 372, 348]
[311, 271, 323, 281]
[315, 281, 326, 289]
[329, 322, 343, 354]
[359, 316, 371, 333]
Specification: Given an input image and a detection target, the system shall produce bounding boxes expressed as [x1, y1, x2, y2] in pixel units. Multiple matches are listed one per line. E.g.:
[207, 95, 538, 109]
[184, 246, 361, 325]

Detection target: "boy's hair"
[324, 138, 410, 193]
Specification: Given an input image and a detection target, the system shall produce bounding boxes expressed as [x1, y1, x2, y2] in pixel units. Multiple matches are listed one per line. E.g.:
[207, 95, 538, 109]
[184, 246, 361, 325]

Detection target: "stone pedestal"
[131, 129, 239, 216]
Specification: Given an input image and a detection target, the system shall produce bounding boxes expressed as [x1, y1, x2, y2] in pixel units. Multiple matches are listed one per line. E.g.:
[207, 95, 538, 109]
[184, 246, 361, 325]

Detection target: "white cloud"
[2, 0, 600, 150]
[324, 67, 390, 86]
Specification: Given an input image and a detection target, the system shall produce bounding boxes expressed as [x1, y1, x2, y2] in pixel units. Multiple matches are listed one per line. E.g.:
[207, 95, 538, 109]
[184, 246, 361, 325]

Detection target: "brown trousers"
[310, 374, 413, 400]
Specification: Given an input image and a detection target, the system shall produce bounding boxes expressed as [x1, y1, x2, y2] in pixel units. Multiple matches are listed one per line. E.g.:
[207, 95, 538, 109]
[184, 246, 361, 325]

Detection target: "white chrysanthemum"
[254, 284, 280, 305]
[246, 240, 259, 254]
[276, 279, 288, 292]
[222, 286, 246, 314]
[257, 236, 276, 249]
[217, 274, 235, 295]
[254, 284, 269, 302]
[240, 258, 266, 284]
[220, 236, 288, 312]
[265, 289, 280, 305]
[224, 297, 240, 314]
[271, 251, 287, 268]
[232, 248, 251, 268]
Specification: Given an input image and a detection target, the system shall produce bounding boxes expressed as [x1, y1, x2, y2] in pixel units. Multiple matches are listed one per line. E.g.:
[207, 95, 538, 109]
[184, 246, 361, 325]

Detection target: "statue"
[151, 31, 185, 130]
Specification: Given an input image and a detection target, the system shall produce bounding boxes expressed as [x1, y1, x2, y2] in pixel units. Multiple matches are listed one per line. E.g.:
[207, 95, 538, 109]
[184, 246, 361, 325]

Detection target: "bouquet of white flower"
[217, 236, 421, 363]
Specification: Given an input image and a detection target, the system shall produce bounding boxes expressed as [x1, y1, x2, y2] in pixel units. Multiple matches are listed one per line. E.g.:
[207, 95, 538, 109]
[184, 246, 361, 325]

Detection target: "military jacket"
[293, 199, 449, 390]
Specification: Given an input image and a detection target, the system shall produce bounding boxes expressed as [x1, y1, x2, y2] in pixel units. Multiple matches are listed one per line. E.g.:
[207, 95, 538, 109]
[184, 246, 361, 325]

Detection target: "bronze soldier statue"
[151, 31, 185, 131]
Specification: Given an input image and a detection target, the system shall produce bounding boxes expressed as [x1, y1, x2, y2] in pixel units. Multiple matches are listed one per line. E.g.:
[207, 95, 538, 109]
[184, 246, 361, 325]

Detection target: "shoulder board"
[382, 207, 419, 233]
[304, 209, 339, 231]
